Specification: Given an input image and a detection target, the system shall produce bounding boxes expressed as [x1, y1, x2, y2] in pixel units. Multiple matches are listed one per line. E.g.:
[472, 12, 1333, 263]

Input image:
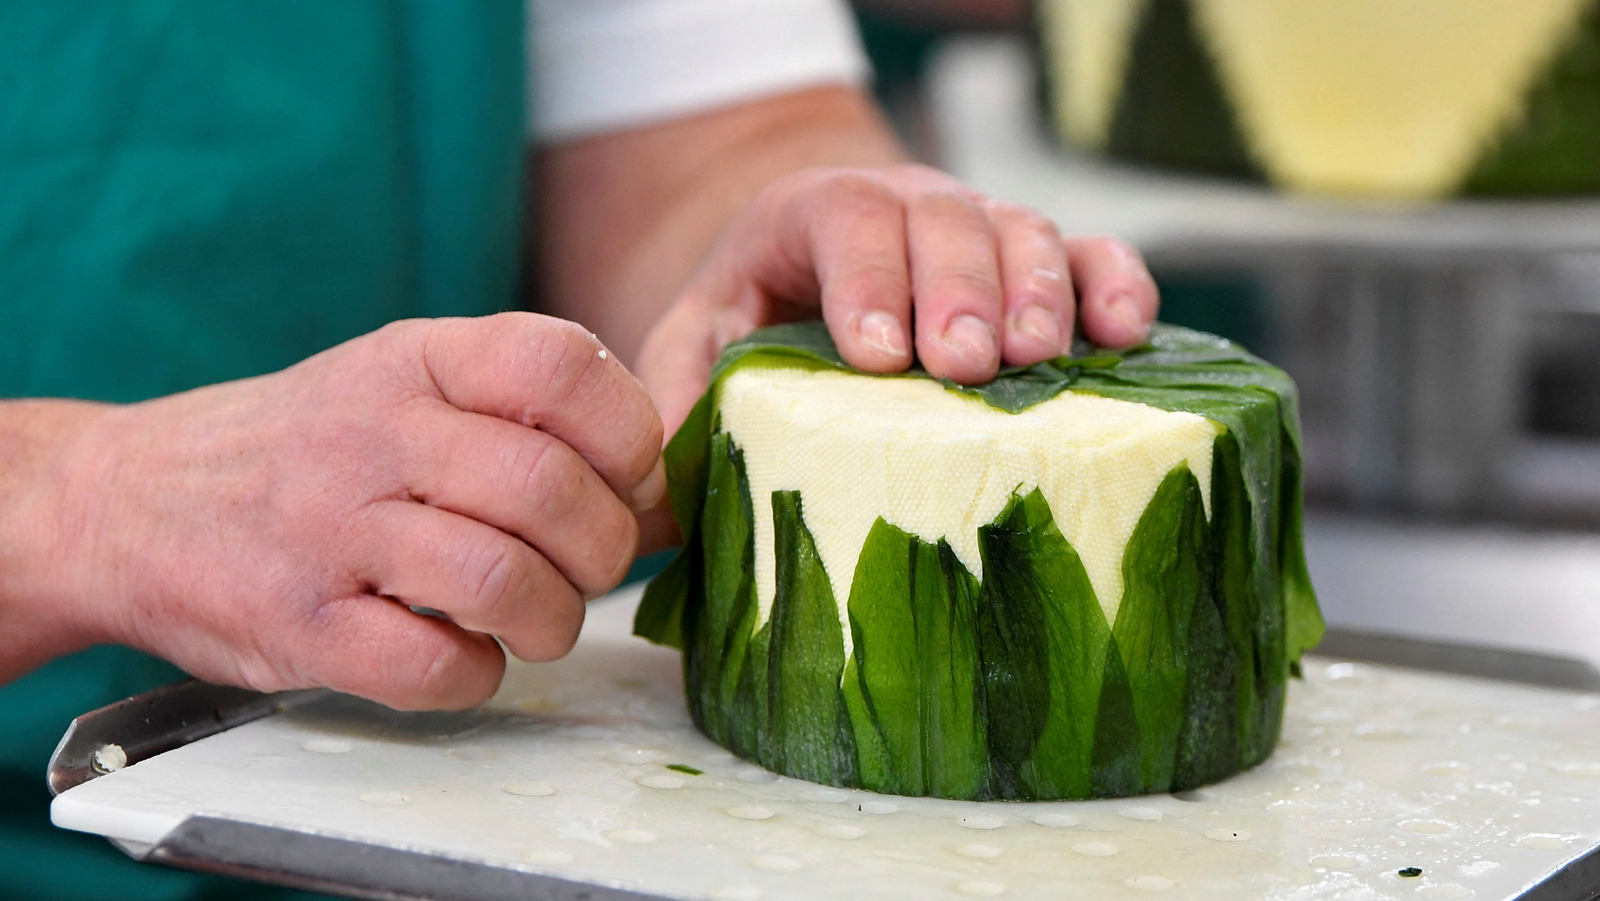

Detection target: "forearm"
[536, 85, 907, 365]
[0, 399, 110, 681]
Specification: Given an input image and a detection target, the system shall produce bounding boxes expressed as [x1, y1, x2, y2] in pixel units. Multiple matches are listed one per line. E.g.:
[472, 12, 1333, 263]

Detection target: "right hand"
[34, 313, 663, 709]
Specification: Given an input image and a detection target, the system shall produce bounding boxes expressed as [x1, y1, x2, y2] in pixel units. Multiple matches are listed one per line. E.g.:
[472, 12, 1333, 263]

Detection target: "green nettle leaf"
[765, 491, 857, 786]
[841, 520, 986, 797]
[635, 319, 1323, 800]
[1113, 464, 1208, 790]
[976, 489, 1108, 800]
[689, 432, 758, 746]
[1090, 636, 1142, 797]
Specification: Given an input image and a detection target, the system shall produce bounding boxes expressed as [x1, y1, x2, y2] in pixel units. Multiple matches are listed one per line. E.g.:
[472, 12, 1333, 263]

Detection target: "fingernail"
[629, 456, 667, 513]
[1012, 305, 1063, 352]
[942, 314, 998, 366]
[1108, 293, 1150, 343]
[857, 310, 908, 358]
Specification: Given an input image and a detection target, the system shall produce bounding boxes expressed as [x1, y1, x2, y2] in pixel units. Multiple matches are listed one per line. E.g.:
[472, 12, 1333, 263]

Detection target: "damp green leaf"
[766, 491, 857, 785]
[1112, 463, 1208, 790]
[842, 519, 986, 797]
[976, 489, 1109, 800]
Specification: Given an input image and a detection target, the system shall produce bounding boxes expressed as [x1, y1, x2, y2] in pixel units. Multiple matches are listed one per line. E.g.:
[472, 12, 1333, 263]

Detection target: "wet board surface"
[52, 585, 1600, 901]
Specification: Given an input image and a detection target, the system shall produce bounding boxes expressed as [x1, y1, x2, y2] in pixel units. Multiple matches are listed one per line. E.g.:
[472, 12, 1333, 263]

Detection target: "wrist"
[0, 399, 118, 679]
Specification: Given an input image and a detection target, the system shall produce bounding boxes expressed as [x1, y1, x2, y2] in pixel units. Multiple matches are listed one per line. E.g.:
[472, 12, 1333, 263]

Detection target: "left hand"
[636, 164, 1159, 436]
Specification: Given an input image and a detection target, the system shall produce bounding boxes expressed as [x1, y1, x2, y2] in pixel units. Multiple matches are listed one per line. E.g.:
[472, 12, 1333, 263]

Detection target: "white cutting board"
[53, 585, 1600, 900]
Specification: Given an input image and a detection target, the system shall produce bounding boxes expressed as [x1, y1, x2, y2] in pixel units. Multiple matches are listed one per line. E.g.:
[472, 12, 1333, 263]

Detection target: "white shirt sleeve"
[527, 0, 872, 141]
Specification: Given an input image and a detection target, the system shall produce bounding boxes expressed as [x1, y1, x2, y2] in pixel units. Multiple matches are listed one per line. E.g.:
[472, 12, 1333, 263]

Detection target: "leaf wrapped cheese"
[1037, 0, 1600, 197]
[635, 322, 1322, 800]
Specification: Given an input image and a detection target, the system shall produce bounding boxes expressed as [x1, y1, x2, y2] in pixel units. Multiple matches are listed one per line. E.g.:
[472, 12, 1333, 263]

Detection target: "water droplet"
[860, 800, 898, 815]
[637, 774, 685, 790]
[1515, 833, 1574, 851]
[1324, 662, 1359, 680]
[727, 805, 776, 821]
[955, 880, 1007, 896]
[1418, 885, 1474, 899]
[606, 829, 657, 845]
[1119, 806, 1163, 822]
[1493, 713, 1543, 731]
[502, 781, 555, 797]
[958, 815, 1004, 830]
[1125, 875, 1175, 891]
[1309, 854, 1361, 870]
[359, 791, 410, 805]
[814, 823, 865, 840]
[736, 768, 780, 784]
[1401, 819, 1455, 836]
[527, 849, 573, 866]
[1031, 813, 1079, 828]
[710, 885, 762, 901]
[301, 738, 353, 755]
[1546, 760, 1600, 779]
[1204, 828, 1252, 842]
[607, 748, 669, 765]
[750, 854, 803, 872]
[955, 843, 1003, 859]
[1071, 840, 1120, 857]
[1353, 723, 1415, 741]
[598, 349, 609, 361]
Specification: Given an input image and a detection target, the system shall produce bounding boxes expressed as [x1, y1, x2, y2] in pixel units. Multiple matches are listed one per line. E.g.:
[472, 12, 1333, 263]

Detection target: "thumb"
[636, 293, 761, 439]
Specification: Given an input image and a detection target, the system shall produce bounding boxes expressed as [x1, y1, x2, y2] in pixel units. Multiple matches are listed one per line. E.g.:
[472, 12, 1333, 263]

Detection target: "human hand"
[635, 164, 1159, 436]
[36, 314, 663, 709]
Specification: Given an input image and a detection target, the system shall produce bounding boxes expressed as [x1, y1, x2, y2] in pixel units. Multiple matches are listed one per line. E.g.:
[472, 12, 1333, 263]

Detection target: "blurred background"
[850, 0, 1600, 675]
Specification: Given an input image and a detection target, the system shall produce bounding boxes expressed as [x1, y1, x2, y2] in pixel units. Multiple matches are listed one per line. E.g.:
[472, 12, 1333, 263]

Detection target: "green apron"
[0, 2, 525, 897]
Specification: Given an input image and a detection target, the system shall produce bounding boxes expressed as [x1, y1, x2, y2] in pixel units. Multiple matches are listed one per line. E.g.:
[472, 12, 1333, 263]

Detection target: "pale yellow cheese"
[1186, 0, 1589, 196]
[1041, 0, 1590, 196]
[1039, 0, 1149, 149]
[715, 366, 1223, 655]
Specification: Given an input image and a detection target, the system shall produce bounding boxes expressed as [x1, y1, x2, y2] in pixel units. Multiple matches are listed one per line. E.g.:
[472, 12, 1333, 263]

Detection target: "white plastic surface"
[53, 585, 1600, 900]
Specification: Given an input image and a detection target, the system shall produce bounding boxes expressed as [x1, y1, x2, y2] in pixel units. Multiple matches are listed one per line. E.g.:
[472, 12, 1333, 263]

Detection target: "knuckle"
[519, 596, 585, 662]
[606, 517, 641, 588]
[911, 187, 986, 223]
[570, 518, 636, 599]
[511, 436, 575, 514]
[405, 640, 491, 709]
[807, 171, 900, 218]
[937, 264, 1003, 301]
[842, 258, 912, 299]
[636, 412, 665, 462]
[1076, 233, 1143, 264]
[460, 537, 524, 625]
[543, 333, 603, 401]
[992, 203, 1059, 238]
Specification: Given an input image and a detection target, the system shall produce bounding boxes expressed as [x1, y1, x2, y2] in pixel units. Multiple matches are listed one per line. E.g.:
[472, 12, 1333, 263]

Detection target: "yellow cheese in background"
[1189, 0, 1592, 196]
[715, 366, 1222, 658]
[1040, 0, 1148, 148]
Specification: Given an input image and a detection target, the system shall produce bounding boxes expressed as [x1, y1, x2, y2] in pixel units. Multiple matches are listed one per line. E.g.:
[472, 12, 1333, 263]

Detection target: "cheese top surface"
[715, 365, 1223, 647]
